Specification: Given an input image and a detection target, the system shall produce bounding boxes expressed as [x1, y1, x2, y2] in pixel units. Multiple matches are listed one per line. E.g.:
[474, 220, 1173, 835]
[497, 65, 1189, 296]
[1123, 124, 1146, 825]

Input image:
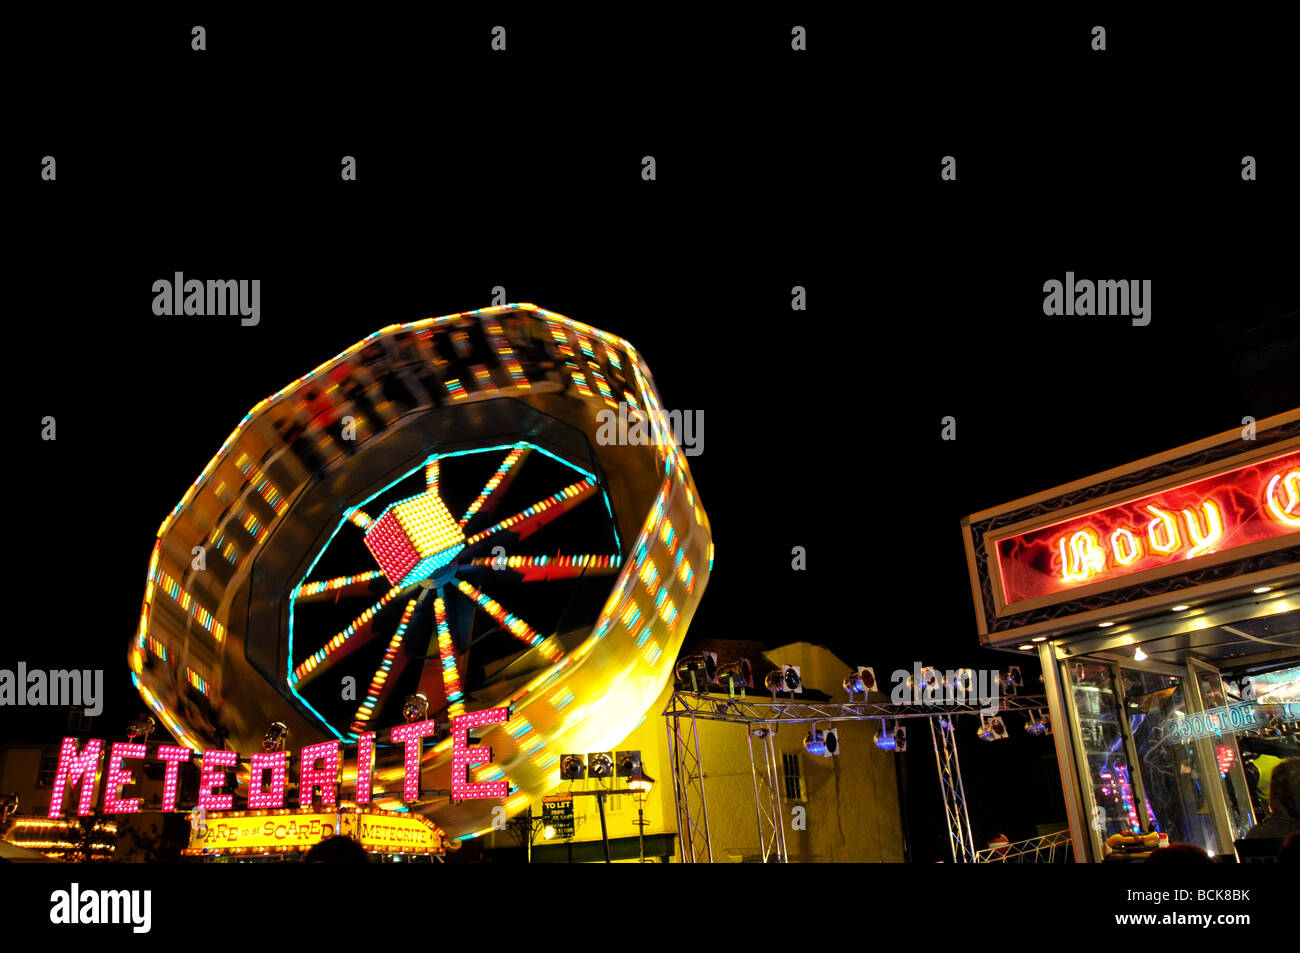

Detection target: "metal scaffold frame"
[930, 715, 976, 862]
[666, 696, 713, 862]
[663, 691, 1050, 863]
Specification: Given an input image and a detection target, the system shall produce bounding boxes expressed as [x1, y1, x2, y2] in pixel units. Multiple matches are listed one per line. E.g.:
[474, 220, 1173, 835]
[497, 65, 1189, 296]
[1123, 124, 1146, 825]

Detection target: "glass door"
[1186, 658, 1257, 853]
[1061, 660, 1144, 860]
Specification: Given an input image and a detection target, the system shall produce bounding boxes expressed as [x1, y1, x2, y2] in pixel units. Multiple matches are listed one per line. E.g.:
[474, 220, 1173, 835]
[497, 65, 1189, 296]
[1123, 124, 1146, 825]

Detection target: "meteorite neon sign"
[995, 451, 1300, 606]
[45, 707, 509, 818]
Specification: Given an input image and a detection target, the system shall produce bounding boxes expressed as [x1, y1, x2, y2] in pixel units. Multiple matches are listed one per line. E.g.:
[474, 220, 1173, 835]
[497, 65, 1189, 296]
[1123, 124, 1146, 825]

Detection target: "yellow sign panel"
[189, 811, 338, 852]
[339, 811, 443, 853]
[187, 808, 443, 854]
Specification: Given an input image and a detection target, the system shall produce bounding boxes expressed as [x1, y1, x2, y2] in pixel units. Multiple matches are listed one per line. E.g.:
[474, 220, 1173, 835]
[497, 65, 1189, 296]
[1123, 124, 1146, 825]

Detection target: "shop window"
[783, 752, 804, 801]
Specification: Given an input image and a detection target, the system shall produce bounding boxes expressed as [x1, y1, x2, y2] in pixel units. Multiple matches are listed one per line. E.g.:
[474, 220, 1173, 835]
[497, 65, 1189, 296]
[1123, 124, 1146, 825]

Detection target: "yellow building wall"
[484, 641, 904, 862]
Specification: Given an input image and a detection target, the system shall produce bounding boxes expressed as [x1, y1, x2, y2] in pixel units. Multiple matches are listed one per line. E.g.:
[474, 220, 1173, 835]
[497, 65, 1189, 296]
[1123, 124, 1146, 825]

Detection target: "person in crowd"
[304, 835, 370, 863]
[1245, 757, 1300, 840]
[1277, 830, 1300, 863]
[1144, 843, 1214, 864]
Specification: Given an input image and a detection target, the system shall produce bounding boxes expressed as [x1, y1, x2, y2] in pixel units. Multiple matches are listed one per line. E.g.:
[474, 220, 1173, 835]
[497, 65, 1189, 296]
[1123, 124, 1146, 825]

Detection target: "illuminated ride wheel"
[130, 304, 713, 841]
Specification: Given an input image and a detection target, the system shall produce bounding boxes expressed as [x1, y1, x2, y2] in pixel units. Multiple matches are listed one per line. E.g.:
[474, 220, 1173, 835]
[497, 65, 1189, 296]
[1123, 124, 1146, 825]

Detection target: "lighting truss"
[663, 691, 1051, 863]
[973, 828, 1074, 863]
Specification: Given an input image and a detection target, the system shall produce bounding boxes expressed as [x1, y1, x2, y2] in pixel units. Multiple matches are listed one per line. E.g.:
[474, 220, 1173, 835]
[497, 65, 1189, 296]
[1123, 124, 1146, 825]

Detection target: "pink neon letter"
[248, 751, 288, 809]
[198, 750, 238, 811]
[356, 732, 375, 806]
[299, 741, 341, 808]
[48, 737, 103, 818]
[155, 745, 193, 812]
[451, 707, 510, 800]
[103, 742, 147, 814]
[390, 719, 439, 801]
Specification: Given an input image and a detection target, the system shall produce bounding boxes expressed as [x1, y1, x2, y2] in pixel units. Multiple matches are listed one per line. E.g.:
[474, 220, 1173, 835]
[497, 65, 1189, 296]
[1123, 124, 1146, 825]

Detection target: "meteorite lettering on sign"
[45, 708, 509, 818]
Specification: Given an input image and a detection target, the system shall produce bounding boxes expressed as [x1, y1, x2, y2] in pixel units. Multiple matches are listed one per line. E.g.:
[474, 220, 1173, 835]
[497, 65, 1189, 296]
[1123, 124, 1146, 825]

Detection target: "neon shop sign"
[45, 707, 510, 818]
[1159, 702, 1300, 743]
[995, 451, 1300, 606]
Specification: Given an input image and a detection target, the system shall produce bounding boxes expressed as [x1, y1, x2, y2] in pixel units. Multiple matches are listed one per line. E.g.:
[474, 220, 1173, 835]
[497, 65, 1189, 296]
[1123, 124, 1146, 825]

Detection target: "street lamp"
[627, 772, 656, 862]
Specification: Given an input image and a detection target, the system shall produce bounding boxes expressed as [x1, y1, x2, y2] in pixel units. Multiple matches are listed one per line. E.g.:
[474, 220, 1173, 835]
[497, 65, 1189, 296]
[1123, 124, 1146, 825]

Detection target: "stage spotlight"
[262, 721, 289, 752]
[749, 726, 776, 739]
[543, 825, 557, 840]
[844, 667, 876, 698]
[765, 664, 802, 696]
[676, 653, 719, 692]
[588, 752, 615, 780]
[823, 728, 839, 756]
[125, 716, 157, 743]
[874, 720, 907, 752]
[402, 692, 430, 723]
[616, 750, 643, 778]
[803, 729, 829, 757]
[948, 668, 974, 696]
[907, 666, 940, 694]
[977, 715, 1009, 742]
[717, 659, 753, 697]
[999, 667, 1023, 695]
[1024, 710, 1053, 737]
[559, 754, 586, 781]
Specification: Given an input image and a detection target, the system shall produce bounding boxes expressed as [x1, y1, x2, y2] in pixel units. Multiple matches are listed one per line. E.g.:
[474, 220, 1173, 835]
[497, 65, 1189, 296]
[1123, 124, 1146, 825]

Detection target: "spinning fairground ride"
[129, 304, 712, 842]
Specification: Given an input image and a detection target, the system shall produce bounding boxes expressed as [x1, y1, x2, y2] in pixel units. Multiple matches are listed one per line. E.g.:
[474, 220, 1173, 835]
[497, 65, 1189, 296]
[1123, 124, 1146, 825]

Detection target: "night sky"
[7, 12, 1298, 864]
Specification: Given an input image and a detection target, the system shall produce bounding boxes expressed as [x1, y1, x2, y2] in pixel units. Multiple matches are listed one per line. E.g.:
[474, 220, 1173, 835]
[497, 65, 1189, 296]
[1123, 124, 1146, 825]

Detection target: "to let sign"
[542, 794, 574, 838]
